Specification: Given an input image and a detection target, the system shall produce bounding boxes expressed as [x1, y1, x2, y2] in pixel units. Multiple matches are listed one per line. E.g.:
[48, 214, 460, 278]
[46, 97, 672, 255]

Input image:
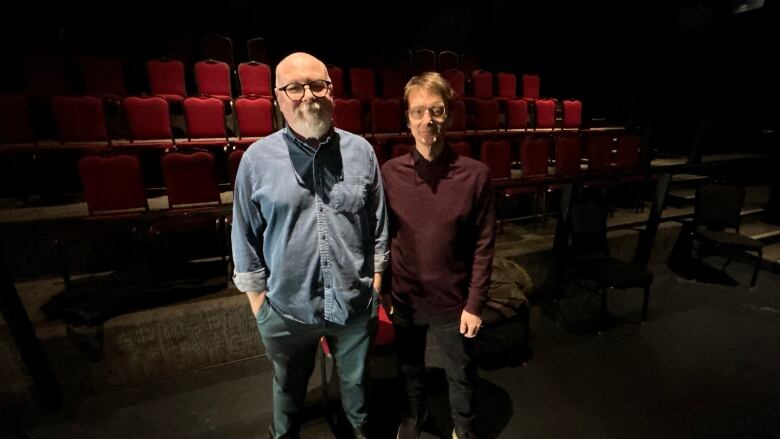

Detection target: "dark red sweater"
[381, 146, 496, 321]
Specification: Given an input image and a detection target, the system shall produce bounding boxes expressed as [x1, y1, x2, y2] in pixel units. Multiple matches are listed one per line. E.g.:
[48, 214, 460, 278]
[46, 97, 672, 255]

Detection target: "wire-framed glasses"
[276, 80, 332, 101]
[407, 105, 447, 120]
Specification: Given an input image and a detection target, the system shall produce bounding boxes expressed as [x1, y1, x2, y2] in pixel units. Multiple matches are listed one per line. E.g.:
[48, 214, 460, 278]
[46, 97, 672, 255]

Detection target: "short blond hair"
[403, 72, 455, 109]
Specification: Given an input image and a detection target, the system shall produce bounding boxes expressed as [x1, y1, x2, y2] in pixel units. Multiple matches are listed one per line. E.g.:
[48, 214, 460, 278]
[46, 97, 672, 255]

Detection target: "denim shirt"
[231, 127, 389, 325]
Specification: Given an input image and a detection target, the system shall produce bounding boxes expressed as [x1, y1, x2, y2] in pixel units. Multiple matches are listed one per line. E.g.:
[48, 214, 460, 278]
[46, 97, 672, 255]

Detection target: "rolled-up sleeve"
[231, 153, 268, 293]
[369, 150, 389, 272]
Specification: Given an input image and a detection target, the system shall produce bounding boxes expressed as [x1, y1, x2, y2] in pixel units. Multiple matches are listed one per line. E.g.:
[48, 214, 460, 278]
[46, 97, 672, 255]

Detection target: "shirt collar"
[283, 126, 336, 151]
[411, 144, 456, 186]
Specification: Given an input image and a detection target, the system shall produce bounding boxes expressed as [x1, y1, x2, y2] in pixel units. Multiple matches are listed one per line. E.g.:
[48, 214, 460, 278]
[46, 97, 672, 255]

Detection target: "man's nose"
[300, 85, 316, 102]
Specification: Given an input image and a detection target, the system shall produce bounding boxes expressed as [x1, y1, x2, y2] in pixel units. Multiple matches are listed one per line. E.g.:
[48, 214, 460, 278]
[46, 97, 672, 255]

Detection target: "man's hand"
[247, 291, 267, 317]
[459, 309, 482, 338]
[380, 294, 393, 315]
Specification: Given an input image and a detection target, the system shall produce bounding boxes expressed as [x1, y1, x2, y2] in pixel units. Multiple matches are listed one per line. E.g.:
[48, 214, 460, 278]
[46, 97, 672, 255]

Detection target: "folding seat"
[547, 134, 584, 217]
[414, 48, 436, 73]
[237, 61, 272, 98]
[380, 69, 408, 99]
[371, 98, 403, 135]
[474, 98, 500, 131]
[690, 184, 764, 288]
[582, 134, 615, 193]
[333, 98, 363, 134]
[78, 154, 148, 216]
[497, 72, 517, 100]
[194, 59, 232, 103]
[612, 133, 642, 174]
[161, 151, 221, 209]
[146, 58, 187, 104]
[437, 51, 459, 72]
[233, 96, 274, 148]
[49, 95, 110, 151]
[562, 99, 583, 129]
[348, 67, 376, 101]
[180, 95, 230, 150]
[506, 99, 529, 131]
[534, 99, 556, 130]
[442, 69, 465, 99]
[79, 56, 127, 102]
[480, 139, 512, 180]
[521, 74, 540, 101]
[202, 34, 235, 69]
[553, 134, 583, 178]
[327, 65, 345, 98]
[449, 99, 467, 132]
[471, 70, 494, 100]
[585, 134, 614, 173]
[517, 137, 552, 217]
[119, 96, 174, 150]
[246, 37, 269, 63]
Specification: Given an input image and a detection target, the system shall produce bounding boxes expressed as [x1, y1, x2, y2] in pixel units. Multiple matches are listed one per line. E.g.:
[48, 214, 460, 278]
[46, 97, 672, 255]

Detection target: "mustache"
[297, 101, 322, 114]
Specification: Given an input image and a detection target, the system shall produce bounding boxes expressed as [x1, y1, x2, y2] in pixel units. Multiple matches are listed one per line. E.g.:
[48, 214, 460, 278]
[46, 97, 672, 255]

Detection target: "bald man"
[231, 52, 388, 439]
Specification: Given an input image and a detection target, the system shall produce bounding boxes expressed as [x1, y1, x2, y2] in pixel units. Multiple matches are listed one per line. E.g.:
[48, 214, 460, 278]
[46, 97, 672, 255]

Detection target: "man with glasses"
[231, 52, 388, 439]
[380, 72, 496, 439]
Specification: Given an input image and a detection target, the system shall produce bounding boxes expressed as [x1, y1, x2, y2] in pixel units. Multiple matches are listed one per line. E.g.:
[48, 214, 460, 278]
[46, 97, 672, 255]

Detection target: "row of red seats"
[1, 93, 584, 152]
[22, 54, 273, 103]
[21, 52, 557, 109]
[0, 94, 274, 151]
[336, 97, 582, 135]
[78, 132, 643, 217]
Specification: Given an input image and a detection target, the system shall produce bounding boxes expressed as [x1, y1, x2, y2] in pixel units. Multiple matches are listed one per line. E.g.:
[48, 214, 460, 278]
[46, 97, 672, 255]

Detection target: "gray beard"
[291, 102, 330, 139]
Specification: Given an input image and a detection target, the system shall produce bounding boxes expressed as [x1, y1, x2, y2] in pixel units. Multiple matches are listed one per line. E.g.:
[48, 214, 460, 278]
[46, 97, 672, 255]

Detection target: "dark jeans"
[256, 297, 377, 438]
[394, 309, 477, 433]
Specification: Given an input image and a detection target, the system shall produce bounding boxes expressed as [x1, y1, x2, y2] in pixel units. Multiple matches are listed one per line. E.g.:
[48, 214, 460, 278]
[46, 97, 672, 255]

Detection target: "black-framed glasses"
[276, 80, 332, 101]
[407, 105, 447, 120]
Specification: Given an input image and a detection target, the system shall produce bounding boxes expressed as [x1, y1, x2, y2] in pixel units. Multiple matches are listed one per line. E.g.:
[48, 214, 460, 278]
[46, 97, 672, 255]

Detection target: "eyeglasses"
[276, 80, 332, 101]
[407, 105, 447, 120]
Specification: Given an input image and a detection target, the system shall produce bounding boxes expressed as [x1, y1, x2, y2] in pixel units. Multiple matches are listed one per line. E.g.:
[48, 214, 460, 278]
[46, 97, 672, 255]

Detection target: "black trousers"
[393, 308, 477, 432]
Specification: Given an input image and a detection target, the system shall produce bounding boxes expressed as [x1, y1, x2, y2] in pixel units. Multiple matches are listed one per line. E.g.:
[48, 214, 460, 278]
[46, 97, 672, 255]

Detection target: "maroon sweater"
[381, 145, 496, 321]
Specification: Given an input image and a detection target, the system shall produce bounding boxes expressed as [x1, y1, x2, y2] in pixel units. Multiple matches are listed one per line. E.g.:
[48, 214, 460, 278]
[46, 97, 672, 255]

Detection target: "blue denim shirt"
[231, 127, 389, 325]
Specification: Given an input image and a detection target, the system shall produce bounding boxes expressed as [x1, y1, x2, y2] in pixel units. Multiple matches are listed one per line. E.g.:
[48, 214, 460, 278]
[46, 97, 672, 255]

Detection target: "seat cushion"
[696, 229, 763, 250]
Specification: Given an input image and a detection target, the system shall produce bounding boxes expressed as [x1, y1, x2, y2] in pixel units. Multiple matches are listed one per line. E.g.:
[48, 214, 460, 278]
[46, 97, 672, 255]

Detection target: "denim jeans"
[394, 315, 478, 433]
[257, 296, 377, 438]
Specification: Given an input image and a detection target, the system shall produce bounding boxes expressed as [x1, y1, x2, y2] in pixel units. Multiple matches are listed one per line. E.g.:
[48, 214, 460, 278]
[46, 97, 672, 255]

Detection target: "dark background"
[2, 0, 778, 156]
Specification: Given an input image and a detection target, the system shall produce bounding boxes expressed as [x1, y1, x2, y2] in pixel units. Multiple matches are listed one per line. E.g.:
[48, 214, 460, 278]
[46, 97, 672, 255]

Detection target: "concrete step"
[741, 222, 780, 244]
[666, 188, 697, 207]
[670, 173, 710, 186]
[665, 184, 769, 210]
[763, 242, 780, 266]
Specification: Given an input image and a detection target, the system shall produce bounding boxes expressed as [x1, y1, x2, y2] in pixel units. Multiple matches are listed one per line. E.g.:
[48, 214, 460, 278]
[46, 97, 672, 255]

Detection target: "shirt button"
[318, 207, 323, 212]
[323, 261, 328, 266]
[321, 235, 327, 240]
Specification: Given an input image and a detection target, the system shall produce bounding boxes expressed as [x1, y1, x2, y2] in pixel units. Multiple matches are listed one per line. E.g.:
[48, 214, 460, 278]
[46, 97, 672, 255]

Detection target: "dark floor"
[7, 256, 780, 439]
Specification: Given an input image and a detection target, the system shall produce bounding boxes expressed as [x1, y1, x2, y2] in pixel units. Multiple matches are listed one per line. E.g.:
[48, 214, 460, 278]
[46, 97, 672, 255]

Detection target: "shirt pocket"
[332, 178, 367, 213]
